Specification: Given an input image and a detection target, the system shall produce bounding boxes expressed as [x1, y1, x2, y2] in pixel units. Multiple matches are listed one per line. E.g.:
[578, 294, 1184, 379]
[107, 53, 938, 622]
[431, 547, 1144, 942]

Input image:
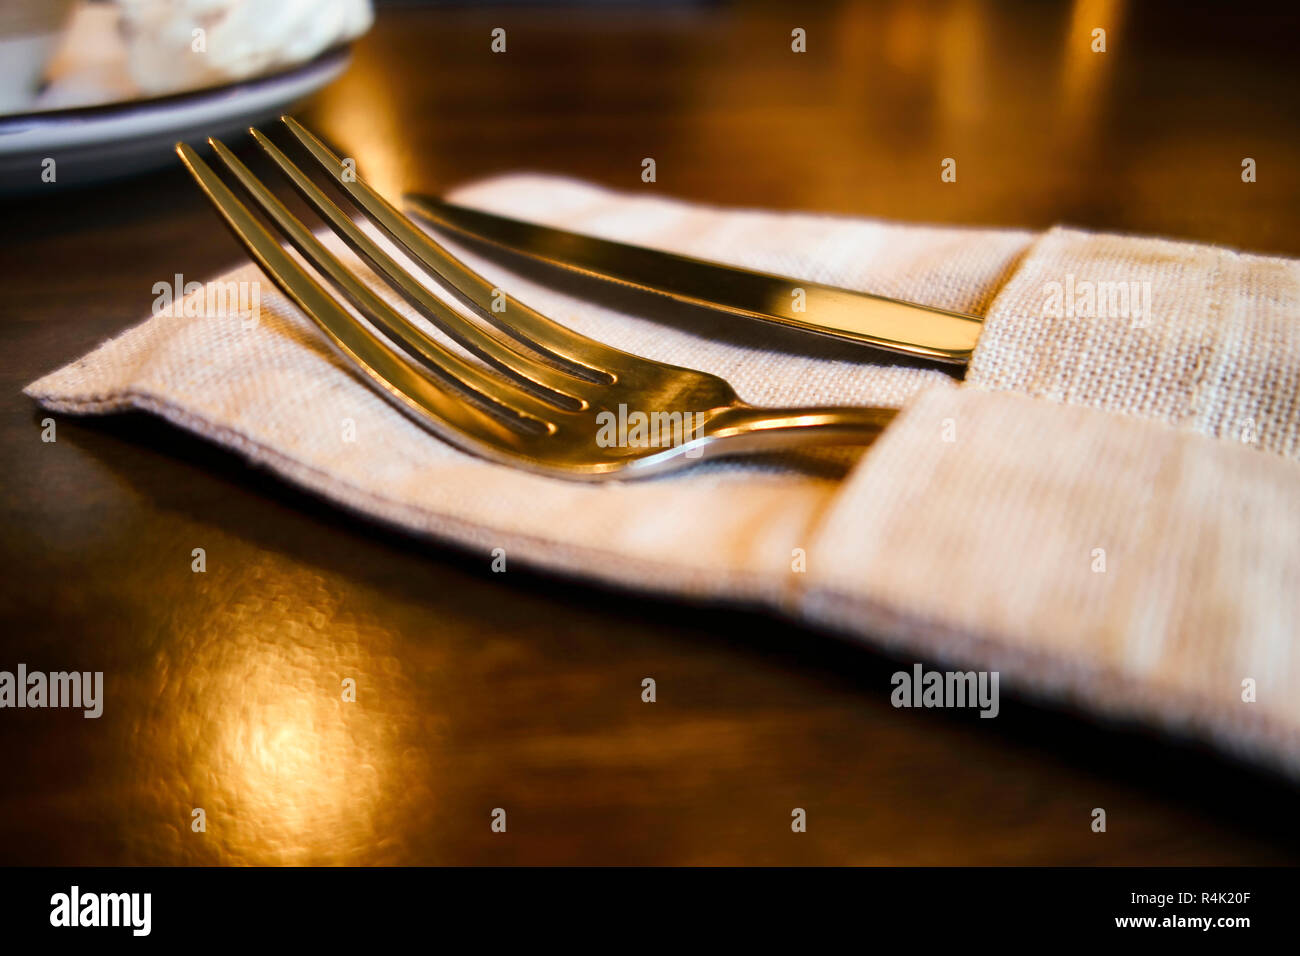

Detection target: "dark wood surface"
[2, 1, 1299, 865]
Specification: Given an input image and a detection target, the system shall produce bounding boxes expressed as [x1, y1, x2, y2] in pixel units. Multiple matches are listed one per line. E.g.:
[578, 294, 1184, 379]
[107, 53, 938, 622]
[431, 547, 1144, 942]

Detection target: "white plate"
[0, 47, 349, 193]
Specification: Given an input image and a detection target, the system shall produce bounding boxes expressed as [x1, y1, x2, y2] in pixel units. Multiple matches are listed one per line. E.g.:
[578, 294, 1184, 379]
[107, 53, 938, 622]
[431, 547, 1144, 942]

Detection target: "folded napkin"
[26, 175, 1300, 779]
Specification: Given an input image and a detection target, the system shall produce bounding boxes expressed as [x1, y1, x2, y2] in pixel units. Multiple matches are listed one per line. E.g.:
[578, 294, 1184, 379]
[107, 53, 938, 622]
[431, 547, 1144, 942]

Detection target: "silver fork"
[175, 117, 898, 480]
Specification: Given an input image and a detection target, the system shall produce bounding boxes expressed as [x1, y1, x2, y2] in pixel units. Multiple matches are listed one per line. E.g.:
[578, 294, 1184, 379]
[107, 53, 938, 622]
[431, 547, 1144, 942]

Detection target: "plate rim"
[0, 44, 351, 131]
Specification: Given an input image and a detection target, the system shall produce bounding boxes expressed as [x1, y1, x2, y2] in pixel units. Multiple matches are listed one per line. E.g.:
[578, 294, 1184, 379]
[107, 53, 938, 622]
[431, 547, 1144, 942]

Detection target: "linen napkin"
[25, 174, 1300, 778]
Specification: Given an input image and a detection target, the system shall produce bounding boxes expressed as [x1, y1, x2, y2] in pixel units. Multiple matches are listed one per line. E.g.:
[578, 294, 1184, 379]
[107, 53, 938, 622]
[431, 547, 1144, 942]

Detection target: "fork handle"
[705, 403, 899, 453]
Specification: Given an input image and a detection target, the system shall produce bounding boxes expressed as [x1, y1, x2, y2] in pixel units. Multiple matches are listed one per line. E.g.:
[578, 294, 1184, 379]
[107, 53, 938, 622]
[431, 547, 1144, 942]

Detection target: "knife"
[404, 194, 983, 365]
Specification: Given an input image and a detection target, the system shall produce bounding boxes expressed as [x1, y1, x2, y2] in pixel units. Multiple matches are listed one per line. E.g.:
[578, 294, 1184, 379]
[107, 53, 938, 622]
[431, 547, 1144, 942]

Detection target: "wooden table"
[2, 1, 1298, 865]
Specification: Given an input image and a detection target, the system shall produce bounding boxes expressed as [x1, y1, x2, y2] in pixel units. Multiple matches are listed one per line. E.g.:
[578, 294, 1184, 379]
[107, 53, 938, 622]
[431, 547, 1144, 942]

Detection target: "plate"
[0, 47, 349, 193]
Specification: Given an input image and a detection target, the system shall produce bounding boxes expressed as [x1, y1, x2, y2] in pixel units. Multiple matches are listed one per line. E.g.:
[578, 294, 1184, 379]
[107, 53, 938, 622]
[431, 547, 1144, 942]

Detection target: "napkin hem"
[24, 383, 801, 609]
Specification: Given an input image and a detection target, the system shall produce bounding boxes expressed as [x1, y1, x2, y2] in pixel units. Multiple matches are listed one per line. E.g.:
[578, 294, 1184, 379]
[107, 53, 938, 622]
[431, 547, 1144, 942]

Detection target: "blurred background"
[4, 0, 1298, 251]
[3, 0, 1300, 866]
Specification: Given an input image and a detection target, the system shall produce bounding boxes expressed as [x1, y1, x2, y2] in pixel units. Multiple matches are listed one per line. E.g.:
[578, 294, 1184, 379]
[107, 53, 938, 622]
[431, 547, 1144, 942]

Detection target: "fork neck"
[704, 403, 899, 453]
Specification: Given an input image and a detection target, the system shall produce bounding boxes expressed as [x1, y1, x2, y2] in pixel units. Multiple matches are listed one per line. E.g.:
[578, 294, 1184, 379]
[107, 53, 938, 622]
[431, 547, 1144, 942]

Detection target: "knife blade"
[404, 194, 982, 365]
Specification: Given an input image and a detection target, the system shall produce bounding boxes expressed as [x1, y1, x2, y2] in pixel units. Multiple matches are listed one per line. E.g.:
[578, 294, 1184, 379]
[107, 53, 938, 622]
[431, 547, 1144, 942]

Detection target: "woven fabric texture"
[805, 386, 1300, 777]
[966, 226, 1300, 459]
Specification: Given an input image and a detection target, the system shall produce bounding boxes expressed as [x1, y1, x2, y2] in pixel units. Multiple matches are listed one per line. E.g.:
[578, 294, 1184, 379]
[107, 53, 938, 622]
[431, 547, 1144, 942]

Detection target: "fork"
[175, 117, 898, 480]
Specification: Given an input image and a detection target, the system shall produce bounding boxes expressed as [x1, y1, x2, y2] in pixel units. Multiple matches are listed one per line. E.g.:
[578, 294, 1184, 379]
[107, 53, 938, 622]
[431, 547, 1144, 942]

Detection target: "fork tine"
[206, 137, 565, 424]
[280, 115, 616, 382]
[246, 127, 591, 408]
[175, 142, 550, 451]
